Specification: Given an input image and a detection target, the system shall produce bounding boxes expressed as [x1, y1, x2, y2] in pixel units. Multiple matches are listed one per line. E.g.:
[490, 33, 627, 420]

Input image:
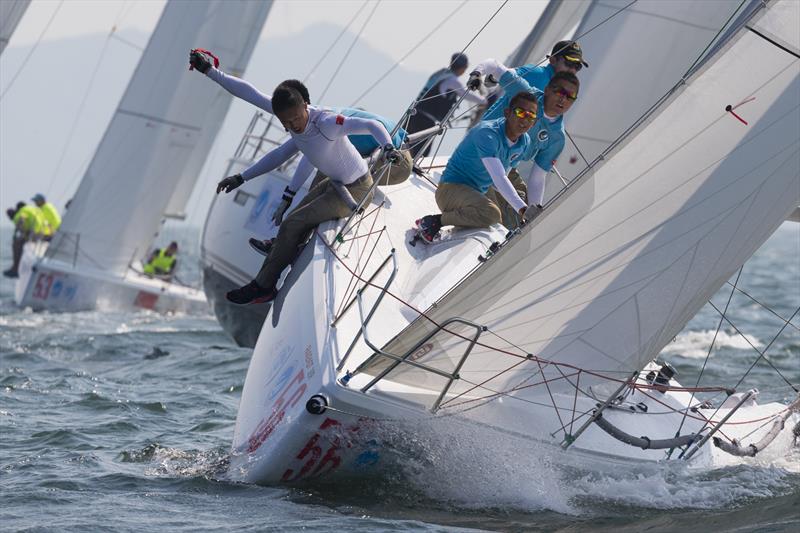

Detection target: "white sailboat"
[14, 0, 273, 313]
[225, 0, 799, 484]
[0, 0, 30, 56]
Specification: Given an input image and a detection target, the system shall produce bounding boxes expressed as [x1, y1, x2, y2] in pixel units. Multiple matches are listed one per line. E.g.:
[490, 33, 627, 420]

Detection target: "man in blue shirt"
[473, 59, 580, 226]
[479, 40, 587, 121]
[414, 92, 540, 243]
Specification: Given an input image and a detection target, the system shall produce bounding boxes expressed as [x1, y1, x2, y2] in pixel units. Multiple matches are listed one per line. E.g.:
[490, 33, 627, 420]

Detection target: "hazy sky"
[10, 0, 546, 72]
[1, 0, 547, 227]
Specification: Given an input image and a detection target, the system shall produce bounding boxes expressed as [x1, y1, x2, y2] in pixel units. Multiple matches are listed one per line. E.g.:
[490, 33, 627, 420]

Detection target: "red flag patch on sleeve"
[335, 114, 345, 125]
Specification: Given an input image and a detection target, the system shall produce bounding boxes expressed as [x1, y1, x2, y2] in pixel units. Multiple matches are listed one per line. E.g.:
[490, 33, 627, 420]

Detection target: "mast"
[506, 0, 592, 67]
[46, 0, 273, 275]
[0, 0, 31, 56]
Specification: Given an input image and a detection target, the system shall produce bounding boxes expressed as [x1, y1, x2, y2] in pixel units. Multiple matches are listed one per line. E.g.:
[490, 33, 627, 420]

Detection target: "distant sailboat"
[0, 0, 30, 56]
[15, 0, 273, 312]
[227, 0, 799, 484]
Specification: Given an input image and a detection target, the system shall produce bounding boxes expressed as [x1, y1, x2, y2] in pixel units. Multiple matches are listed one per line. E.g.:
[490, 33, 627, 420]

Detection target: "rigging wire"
[707, 299, 798, 392]
[672, 265, 742, 459]
[733, 305, 800, 392]
[316, 0, 381, 104]
[44, 17, 127, 198]
[348, 0, 470, 107]
[0, 0, 65, 101]
[725, 281, 800, 333]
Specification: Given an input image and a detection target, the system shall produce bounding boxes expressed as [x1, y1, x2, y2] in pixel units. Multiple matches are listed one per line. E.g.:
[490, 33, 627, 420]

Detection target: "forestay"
[0, 0, 31, 56]
[47, 0, 272, 274]
[363, 0, 799, 400]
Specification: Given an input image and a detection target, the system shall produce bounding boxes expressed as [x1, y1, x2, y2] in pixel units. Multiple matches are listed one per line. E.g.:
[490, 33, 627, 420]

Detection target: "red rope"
[321, 230, 787, 428]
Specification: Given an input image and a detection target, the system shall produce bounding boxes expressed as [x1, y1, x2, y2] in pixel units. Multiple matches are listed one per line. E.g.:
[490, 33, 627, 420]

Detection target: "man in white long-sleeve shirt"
[214, 84, 399, 304]
[407, 53, 487, 157]
[414, 91, 541, 243]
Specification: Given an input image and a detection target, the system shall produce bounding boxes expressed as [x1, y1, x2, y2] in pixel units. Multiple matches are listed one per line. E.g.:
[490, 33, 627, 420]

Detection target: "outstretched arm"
[204, 68, 274, 114]
[241, 138, 300, 181]
[438, 76, 487, 105]
[335, 116, 394, 147]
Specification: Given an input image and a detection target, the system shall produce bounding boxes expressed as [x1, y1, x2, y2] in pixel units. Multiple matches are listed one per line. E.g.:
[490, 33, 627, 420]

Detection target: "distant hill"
[1, 22, 465, 228]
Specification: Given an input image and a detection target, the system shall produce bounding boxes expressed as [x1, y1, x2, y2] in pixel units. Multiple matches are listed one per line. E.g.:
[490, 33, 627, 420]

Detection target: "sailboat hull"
[15, 255, 208, 314]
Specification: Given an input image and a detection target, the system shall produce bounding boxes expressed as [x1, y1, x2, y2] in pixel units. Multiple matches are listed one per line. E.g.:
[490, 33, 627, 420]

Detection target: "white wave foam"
[662, 330, 763, 359]
[375, 414, 797, 515]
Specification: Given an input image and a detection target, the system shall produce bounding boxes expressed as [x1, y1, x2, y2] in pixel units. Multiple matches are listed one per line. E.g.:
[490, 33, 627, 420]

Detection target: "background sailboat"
[14, 0, 272, 312]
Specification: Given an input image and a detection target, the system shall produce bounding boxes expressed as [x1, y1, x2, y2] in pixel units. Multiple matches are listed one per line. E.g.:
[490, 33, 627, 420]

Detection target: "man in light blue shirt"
[414, 92, 541, 242]
[473, 59, 580, 225]
[481, 40, 587, 121]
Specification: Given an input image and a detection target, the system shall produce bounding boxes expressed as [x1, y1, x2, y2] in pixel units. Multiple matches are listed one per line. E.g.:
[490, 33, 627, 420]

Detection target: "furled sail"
[505, 0, 592, 67]
[46, 0, 272, 274]
[363, 0, 799, 399]
[0, 0, 30, 56]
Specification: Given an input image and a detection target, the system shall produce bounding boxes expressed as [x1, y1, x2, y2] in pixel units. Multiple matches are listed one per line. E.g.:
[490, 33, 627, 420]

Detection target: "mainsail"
[46, 0, 272, 274]
[0, 0, 30, 56]
[363, 0, 799, 398]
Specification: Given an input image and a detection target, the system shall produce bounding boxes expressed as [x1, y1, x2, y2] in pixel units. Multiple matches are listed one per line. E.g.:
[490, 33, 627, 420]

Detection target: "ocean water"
[1, 225, 798, 532]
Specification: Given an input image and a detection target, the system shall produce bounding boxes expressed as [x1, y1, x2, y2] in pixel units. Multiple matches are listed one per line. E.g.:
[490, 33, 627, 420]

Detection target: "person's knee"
[476, 203, 502, 227]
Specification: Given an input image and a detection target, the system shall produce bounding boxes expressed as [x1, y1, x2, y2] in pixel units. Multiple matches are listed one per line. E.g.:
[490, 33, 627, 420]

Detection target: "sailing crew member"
[143, 241, 178, 278]
[414, 91, 540, 243]
[406, 52, 487, 157]
[477, 40, 587, 122]
[472, 59, 580, 224]
[31, 193, 61, 240]
[4, 202, 45, 278]
[188, 50, 413, 207]
[214, 84, 400, 305]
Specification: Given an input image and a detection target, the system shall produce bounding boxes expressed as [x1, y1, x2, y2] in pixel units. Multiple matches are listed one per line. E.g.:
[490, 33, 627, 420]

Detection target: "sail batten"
[47, 0, 273, 275]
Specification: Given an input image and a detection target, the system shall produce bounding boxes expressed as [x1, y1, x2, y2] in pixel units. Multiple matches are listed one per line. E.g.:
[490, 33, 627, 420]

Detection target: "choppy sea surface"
[1, 225, 798, 532]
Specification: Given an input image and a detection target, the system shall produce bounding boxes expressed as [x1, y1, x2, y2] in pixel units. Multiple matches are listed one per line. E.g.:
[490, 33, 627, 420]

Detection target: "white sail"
[506, 0, 592, 67]
[0, 0, 30, 56]
[46, 0, 272, 275]
[363, 0, 800, 397]
[556, 0, 748, 182]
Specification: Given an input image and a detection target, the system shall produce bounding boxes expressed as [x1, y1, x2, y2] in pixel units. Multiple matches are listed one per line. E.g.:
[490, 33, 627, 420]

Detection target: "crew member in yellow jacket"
[143, 241, 178, 279]
[31, 193, 61, 239]
[4, 202, 46, 278]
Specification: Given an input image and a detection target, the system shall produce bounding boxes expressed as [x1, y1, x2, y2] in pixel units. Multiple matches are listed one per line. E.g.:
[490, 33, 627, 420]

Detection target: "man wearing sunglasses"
[471, 58, 580, 225]
[476, 41, 587, 123]
[414, 92, 542, 243]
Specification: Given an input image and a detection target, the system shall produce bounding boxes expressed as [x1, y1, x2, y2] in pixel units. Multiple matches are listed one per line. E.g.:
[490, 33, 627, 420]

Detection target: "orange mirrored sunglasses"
[513, 107, 537, 120]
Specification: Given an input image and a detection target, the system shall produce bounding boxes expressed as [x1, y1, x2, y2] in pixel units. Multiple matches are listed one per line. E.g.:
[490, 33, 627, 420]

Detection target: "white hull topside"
[15, 244, 208, 314]
[226, 169, 799, 485]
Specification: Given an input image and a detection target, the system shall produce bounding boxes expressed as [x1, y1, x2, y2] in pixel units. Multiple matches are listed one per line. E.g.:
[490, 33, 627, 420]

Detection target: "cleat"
[3, 268, 18, 278]
[414, 215, 442, 244]
[226, 280, 277, 305]
[249, 237, 274, 257]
